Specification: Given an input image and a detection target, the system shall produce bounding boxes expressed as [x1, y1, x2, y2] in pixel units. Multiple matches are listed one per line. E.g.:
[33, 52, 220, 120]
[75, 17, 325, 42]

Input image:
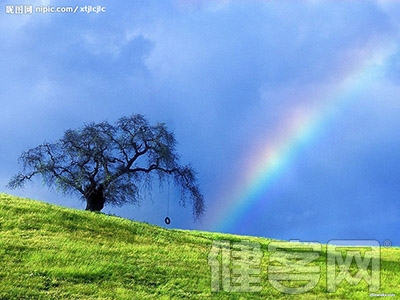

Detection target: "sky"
[1, 0, 400, 246]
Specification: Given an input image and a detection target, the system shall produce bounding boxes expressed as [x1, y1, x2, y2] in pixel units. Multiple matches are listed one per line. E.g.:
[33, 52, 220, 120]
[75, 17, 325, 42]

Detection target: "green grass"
[0, 193, 398, 299]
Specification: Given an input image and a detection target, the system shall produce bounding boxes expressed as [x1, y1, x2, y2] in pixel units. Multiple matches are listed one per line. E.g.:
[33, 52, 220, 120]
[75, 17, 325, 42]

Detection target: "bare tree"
[8, 114, 204, 220]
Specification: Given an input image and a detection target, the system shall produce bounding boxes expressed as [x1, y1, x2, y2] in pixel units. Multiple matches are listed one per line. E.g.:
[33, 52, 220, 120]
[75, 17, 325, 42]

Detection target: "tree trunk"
[85, 184, 105, 212]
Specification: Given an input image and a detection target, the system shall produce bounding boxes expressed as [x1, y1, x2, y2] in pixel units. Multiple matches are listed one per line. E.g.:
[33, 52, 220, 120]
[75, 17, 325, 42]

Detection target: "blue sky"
[1, 0, 400, 246]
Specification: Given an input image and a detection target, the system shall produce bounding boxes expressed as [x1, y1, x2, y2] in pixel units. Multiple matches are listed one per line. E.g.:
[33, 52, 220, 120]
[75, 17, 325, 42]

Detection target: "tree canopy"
[8, 114, 205, 220]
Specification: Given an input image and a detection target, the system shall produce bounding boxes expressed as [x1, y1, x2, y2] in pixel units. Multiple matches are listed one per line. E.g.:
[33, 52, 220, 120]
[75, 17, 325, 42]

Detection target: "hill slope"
[0, 193, 399, 299]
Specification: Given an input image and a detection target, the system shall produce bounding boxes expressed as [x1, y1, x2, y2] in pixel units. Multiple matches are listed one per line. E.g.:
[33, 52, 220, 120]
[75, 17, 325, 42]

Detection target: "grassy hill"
[0, 193, 399, 299]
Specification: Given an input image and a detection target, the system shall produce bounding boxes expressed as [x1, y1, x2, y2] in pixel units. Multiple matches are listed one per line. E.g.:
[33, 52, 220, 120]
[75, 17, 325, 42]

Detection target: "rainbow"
[210, 41, 397, 233]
